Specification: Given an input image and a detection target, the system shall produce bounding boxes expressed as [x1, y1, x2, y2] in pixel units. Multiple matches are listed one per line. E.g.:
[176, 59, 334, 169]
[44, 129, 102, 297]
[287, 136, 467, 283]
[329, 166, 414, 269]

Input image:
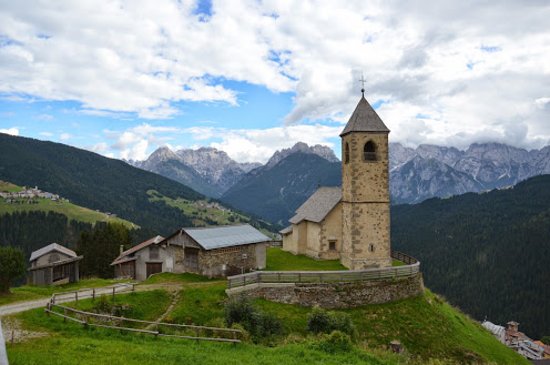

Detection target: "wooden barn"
[28, 243, 82, 285]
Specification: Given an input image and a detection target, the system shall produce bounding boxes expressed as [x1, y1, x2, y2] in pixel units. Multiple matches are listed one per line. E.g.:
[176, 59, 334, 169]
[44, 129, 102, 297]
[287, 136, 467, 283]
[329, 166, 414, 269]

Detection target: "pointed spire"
[340, 94, 390, 137]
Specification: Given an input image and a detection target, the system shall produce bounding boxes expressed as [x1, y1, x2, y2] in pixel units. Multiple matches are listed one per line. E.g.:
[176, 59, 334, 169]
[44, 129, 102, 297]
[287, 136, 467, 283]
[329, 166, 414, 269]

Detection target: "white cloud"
[0, 0, 549, 150]
[0, 127, 19, 136]
[39, 131, 53, 137]
[105, 123, 180, 160]
[186, 124, 341, 163]
[59, 133, 71, 141]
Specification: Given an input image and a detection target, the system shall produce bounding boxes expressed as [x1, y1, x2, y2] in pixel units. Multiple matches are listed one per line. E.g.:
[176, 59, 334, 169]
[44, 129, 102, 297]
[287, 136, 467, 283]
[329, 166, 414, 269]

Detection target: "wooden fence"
[50, 283, 135, 305]
[227, 251, 420, 289]
[45, 288, 242, 344]
[0, 320, 8, 365]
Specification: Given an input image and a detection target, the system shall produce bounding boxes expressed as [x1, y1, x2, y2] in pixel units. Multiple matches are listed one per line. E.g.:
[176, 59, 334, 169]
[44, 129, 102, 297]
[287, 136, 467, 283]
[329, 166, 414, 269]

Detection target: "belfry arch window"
[364, 141, 377, 161]
[344, 142, 350, 164]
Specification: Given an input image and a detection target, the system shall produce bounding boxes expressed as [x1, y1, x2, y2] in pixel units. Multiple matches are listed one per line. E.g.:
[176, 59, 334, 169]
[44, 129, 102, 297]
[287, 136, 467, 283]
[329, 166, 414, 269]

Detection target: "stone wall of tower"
[340, 132, 391, 269]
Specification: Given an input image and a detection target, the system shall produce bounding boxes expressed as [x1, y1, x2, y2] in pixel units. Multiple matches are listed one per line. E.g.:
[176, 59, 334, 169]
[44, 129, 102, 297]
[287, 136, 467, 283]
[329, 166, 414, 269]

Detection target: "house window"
[368, 244, 375, 253]
[364, 141, 377, 161]
[344, 143, 350, 164]
[329, 240, 336, 251]
[150, 245, 159, 260]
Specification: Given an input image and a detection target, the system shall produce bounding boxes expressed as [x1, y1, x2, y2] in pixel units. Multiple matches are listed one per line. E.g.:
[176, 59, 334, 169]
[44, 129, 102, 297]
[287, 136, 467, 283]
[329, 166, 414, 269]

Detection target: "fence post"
[112, 287, 116, 300]
[132, 284, 135, 292]
[75, 291, 78, 302]
[0, 320, 8, 365]
[92, 289, 96, 301]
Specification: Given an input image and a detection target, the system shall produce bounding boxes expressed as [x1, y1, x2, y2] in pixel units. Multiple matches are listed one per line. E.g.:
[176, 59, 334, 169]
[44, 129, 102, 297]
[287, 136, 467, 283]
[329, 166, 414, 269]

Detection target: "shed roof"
[111, 235, 164, 265]
[340, 95, 389, 136]
[183, 224, 270, 250]
[29, 243, 77, 262]
[279, 225, 293, 235]
[289, 187, 342, 224]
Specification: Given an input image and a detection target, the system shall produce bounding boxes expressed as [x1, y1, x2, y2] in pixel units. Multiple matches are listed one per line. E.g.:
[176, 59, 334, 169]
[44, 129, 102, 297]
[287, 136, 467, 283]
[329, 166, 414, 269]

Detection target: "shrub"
[224, 298, 283, 342]
[307, 307, 356, 337]
[316, 330, 353, 354]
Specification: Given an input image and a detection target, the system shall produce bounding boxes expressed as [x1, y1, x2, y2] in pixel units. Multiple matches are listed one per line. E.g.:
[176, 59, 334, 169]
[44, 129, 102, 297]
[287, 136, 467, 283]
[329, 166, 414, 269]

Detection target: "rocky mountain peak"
[265, 142, 339, 169]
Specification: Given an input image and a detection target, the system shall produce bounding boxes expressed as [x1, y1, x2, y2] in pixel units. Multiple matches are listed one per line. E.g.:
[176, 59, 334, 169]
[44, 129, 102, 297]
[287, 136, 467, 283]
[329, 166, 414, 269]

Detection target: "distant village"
[0, 185, 63, 203]
[483, 320, 550, 361]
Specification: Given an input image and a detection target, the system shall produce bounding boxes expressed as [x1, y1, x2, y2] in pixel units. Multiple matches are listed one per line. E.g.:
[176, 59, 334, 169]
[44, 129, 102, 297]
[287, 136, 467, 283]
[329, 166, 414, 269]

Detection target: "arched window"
[344, 142, 350, 164]
[364, 141, 377, 161]
[368, 244, 375, 253]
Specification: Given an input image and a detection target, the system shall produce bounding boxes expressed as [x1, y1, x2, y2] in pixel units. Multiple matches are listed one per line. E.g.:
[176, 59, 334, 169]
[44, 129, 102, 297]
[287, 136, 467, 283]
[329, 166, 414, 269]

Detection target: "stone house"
[281, 92, 392, 269]
[111, 235, 166, 281]
[112, 224, 270, 280]
[28, 243, 82, 285]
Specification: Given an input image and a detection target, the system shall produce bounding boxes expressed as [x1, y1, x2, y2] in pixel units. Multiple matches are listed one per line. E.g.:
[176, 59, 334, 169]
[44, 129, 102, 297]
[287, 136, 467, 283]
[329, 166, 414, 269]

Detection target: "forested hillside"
[392, 174, 550, 338]
[222, 152, 341, 225]
[0, 133, 209, 234]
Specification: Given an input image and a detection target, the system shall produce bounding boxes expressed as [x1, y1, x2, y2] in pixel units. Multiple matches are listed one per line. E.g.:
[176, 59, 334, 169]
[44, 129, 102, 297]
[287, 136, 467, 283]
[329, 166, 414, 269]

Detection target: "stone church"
[281, 92, 391, 270]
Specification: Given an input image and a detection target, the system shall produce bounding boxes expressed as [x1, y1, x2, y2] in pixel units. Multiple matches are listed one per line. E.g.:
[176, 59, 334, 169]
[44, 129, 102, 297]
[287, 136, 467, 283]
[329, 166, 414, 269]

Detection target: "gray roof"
[29, 243, 77, 262]
[289, 187, 342, 224]
[279, 225, 293, 235]
[183, 224, 270, 250]
[340, 95, 390, 136]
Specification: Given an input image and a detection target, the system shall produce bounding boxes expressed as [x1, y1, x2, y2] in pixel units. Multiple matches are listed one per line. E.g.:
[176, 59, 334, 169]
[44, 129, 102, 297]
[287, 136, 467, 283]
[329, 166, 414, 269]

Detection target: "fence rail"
[227, 251, 420, 290]
[0, 320, 8, 365]
[50, 283, 135, 305]
[44, 297, 242, 344]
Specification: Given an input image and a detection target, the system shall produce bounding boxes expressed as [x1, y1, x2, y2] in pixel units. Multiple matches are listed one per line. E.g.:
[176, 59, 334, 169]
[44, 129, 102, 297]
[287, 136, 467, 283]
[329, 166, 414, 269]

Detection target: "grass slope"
[0, 196, 135, 228]
[265, 248, 347, 271]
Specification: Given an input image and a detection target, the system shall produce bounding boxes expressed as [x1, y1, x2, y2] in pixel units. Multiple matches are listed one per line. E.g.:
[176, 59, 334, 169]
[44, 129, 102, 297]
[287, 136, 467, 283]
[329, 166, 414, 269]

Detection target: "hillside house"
[482, 320, 546, 360]
[28, 243, 82, 285]
[111, 235, 166, 281]
[112, 224, 270, 280]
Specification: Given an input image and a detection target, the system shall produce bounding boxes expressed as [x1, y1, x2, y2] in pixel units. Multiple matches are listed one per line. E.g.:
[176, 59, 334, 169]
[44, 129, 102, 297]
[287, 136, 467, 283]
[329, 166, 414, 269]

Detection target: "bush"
[225, 298, 283, 342]
[316, 330, 353, 354]
[307, 307, 356, 337]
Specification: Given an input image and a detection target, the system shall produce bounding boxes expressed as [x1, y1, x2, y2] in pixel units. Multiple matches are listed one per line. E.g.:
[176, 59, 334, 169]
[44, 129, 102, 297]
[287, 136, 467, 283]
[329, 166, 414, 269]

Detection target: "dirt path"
[0, 283, 133, 317]
[145, 290, 181, 330]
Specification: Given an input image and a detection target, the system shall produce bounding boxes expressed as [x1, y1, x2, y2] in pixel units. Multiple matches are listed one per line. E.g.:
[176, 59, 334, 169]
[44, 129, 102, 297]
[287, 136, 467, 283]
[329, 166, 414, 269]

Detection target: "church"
[281, 91, 392, 270]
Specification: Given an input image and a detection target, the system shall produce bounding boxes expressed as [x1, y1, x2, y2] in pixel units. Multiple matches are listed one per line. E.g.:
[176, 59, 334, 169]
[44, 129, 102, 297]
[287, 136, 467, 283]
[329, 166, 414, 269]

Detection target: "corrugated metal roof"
[340, 95, 390, 136]
[29, 243, 77, 262]
[289, 187, 341, 224]
[183, 224, 270, 250]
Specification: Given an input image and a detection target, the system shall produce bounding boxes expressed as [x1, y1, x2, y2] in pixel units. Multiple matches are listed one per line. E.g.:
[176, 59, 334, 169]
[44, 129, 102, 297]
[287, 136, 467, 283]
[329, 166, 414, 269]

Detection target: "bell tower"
[340, 90, 391, 269]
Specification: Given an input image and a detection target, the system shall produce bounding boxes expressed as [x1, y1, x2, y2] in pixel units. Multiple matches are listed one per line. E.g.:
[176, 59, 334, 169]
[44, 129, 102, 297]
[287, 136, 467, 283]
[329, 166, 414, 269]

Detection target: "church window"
[364, 141, 377, 161]
[329, 240, 336, 251]
[344, 143, 350, 164]
[368, 244, 375, 253]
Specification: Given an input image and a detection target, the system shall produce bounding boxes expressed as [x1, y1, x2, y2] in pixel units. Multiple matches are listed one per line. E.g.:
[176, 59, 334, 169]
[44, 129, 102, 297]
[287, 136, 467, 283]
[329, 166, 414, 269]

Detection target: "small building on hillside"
[161, 224, 270, 277]
[111, 235, 166, 281]
[112, 224, 270, 280]
[28, 243, 82, 285]
[281, 187, 342, 260]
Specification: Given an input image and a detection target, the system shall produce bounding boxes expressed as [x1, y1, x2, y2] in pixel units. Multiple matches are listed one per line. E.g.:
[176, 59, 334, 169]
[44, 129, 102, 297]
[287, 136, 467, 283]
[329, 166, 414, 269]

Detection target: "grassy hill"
[6, 274, 528, 364]
[392, 174, 550, 339]
[0, 181, 136, 228]
[0, 132, 204, 235]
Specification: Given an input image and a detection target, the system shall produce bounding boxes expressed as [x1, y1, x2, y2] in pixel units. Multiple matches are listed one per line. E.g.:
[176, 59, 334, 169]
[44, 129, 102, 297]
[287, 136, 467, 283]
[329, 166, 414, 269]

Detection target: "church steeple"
[339, 91, 392, 270]
[340, 95, 389, 136]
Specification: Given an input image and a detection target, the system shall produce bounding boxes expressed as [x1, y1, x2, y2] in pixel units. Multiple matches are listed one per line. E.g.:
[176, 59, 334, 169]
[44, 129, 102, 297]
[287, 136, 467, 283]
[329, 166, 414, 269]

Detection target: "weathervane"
[358, 73, 366, 96]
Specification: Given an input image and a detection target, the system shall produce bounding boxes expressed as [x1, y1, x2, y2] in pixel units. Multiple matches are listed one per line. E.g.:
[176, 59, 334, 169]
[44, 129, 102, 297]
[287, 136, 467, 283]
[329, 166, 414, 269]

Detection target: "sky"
[0, 0, 549, 163]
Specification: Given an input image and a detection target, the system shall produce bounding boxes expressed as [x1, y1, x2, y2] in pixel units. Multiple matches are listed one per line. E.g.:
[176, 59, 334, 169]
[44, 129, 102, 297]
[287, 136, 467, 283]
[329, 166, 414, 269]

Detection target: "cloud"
[0, 0, 549, 150]
[59, 133, 71, 141]
[186, 124, 341, 163]
[39, 131, 53, 137]
[0, 127, 19, 135]
[105, 123, 181, 160]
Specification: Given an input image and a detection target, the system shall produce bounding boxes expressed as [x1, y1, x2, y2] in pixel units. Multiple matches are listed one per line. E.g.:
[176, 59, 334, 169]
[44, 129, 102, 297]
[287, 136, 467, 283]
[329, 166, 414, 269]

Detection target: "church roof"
[340, 95, 390, 136]
[289, 187, 342, 224]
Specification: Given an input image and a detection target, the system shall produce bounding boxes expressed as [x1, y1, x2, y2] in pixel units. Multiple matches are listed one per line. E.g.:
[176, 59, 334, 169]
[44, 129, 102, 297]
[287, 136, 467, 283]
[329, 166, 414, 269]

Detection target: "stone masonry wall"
[341, 132, 391, 269]
[233, 273, 423, 308]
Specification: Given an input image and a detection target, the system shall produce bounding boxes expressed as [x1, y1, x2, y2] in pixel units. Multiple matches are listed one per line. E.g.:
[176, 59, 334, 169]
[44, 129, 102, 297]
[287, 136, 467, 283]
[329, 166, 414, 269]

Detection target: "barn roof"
[111, 235, 164, 265]
[183, 224, 270, 250]
[29, 243, 77, 262]
[289, 187, 341, 224]
[340, 95, 389, 136]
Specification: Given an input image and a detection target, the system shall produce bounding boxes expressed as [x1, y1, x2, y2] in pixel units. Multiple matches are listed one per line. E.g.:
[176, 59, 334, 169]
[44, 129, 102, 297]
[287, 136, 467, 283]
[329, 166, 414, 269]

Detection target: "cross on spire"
[358, 74, 366, 96]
